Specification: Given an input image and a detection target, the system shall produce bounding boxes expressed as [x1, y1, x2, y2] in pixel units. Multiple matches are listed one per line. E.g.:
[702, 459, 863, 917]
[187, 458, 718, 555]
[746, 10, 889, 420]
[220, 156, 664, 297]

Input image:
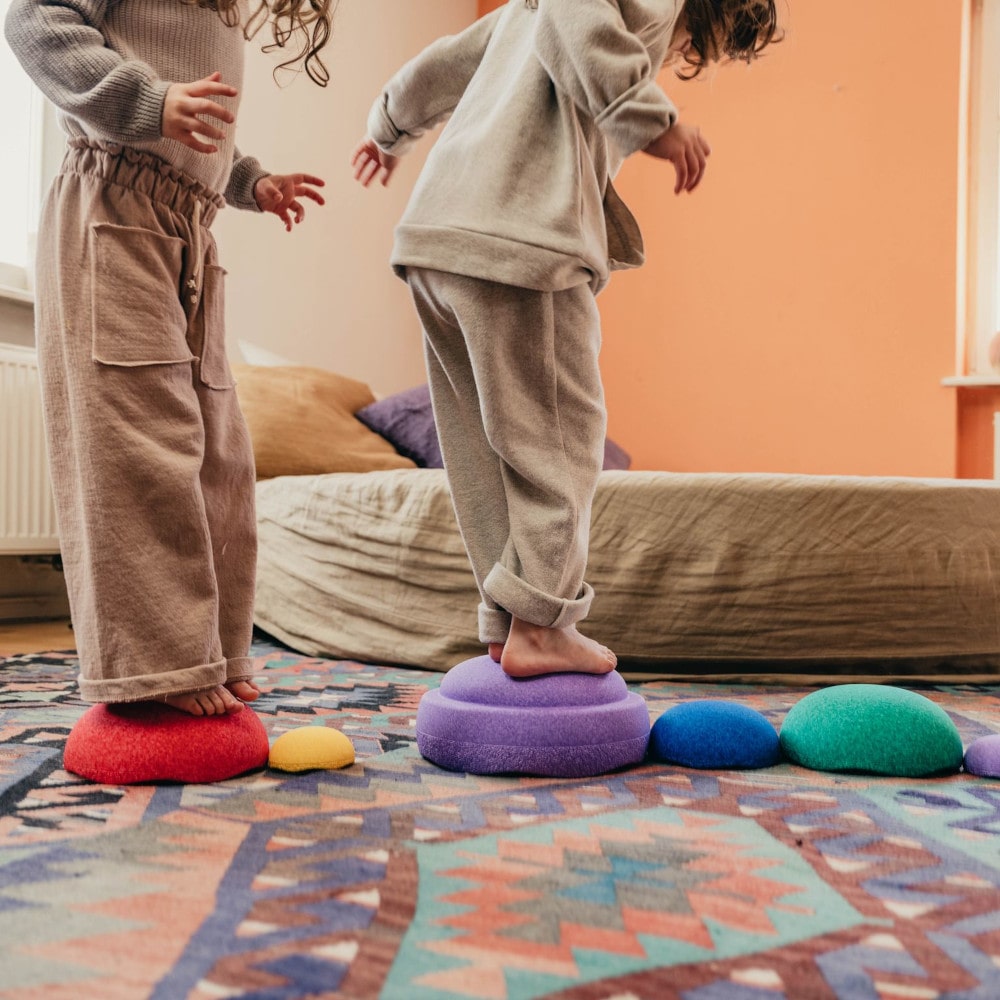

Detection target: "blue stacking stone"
[779, 684, 964, 777]
[649, 700, 781, 769]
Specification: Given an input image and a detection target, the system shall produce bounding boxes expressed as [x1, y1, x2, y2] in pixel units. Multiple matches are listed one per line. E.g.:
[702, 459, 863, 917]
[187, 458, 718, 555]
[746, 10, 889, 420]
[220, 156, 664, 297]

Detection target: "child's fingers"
[299, 188, 325, 206]
[182, 115, 226, 142]
[350, 141, 373, 167]
[352, 154, 371, 182]
[685, 148, 701, 190]
[188, 74, 239, 100]
[673, 157, 687, 194]
[180, 131, 219, 154]
[360, 158, 380, 187]
[191, 99, 235, 125]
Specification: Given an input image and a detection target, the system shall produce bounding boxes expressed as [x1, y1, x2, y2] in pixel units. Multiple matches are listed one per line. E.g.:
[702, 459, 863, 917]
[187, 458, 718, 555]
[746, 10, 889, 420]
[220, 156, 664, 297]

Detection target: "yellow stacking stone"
[268, 726, 355, 772]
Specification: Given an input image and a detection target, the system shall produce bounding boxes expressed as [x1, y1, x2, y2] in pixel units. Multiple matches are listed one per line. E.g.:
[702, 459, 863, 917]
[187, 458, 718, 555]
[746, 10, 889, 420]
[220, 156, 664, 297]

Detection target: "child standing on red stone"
[5, 0, 331, 716]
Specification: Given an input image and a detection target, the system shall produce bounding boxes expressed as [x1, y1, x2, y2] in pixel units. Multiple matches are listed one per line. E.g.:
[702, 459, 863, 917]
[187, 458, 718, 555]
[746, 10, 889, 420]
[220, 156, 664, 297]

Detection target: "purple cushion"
[602, 437, 632, 471]
[357, 384, 631, 471]
[355, 384, 444, 469]
[416, 655, 649, 777]
[64, 703, 270, 784]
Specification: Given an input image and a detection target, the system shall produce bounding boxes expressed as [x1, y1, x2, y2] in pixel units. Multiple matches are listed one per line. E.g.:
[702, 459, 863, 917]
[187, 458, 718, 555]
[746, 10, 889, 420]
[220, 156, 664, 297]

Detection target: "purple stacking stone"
[964, 735, 1000, 777]
[415, 655, 650, 777]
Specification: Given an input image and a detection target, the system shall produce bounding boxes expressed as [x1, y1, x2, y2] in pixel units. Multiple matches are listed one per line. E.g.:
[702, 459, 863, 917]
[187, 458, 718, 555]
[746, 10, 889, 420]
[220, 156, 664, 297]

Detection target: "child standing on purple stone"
[353, 0, 780, 677]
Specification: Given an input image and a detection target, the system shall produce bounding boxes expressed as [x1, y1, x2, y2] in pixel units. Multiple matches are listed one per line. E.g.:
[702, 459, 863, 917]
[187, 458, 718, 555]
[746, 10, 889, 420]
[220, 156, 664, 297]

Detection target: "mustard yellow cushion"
[268, 726, 355, 772]
[233, 364, 416, 479]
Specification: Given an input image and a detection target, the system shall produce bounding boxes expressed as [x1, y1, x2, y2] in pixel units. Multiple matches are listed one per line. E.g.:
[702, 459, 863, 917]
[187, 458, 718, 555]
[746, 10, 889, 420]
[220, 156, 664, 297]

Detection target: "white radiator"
[0, 343, 59, 554]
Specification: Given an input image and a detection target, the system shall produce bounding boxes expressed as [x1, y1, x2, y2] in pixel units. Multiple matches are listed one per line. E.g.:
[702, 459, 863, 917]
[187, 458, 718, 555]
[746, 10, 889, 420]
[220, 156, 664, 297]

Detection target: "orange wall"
[478, 1, 964, 476]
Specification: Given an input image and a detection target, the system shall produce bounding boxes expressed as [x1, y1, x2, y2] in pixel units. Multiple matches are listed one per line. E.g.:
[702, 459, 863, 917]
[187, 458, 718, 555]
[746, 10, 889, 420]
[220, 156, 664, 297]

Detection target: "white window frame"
[0, 27, 45, 304]
[957, 0, 1000, 378]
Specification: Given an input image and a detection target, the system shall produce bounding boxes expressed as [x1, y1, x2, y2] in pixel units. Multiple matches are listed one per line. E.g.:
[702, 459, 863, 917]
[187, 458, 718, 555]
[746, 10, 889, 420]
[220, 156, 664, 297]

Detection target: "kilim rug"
[3, 637, 1000, 999]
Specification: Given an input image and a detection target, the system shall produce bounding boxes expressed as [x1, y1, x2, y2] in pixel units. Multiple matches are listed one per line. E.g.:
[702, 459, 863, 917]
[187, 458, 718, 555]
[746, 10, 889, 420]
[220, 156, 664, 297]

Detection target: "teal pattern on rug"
[386, 807, 863, 1000]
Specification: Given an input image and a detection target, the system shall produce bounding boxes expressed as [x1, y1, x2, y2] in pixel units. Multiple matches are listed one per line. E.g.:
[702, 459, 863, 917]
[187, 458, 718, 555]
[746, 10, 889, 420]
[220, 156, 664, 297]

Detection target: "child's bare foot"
[500, 617, 617, 678]
[226, 678, 261, 702]
[163, 684, 244, 716]
[488, 642, 504, 663]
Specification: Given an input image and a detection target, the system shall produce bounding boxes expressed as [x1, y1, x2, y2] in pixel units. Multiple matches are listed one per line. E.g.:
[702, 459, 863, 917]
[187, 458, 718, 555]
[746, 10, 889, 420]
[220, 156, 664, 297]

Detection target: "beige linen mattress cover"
[254, 469, 1000, 682]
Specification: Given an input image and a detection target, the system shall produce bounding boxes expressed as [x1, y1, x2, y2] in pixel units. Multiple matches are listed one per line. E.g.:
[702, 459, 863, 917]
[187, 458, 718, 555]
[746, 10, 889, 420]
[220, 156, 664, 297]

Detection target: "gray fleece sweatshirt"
[3, 0, 268, 209]
[368, 0, 683, 294]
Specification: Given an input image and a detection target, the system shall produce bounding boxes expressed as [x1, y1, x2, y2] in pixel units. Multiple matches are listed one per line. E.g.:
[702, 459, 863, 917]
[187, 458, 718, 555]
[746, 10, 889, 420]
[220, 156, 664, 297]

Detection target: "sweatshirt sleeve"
[4, 0, 170, 143]
[533, 0, 680, 157]
[367, 7, 503, 156]
[224, 147, 269, 212]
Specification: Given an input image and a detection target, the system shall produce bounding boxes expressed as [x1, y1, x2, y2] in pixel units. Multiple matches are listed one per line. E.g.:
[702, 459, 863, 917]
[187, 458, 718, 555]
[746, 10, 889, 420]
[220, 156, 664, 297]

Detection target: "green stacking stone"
[779, 684, 964, 777]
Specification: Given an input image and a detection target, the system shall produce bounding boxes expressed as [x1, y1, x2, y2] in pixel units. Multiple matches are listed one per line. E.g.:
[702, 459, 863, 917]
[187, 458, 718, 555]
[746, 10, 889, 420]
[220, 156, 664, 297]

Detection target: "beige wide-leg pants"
[34, 139, 257, 703]
[406, 268, 606, 644]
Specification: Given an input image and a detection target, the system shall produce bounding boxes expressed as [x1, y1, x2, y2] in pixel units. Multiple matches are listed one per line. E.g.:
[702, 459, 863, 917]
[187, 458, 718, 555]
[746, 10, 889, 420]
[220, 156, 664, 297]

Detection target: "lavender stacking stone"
[964, 735, 1000, 777]
[415, 656, 650, 777]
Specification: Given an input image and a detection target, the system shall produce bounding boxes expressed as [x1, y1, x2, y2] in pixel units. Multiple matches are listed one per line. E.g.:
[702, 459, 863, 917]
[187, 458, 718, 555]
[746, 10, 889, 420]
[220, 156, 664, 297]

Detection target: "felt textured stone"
[64, 703, 270, 784]
[269, 726, 355, 772]
[779, 684, 964, 777]
[649, 700, 781, 769]
[415, 656, 650, 777]
[963, 735, 1000, 777]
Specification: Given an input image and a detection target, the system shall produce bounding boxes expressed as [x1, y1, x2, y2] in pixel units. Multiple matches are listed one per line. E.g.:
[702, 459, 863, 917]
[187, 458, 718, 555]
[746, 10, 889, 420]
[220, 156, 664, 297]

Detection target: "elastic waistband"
[62, 138, 224, 225]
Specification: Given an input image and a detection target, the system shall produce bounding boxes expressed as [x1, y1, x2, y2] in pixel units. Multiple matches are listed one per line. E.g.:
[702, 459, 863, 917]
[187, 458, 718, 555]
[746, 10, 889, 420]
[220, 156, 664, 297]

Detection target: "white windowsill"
[942, 374, 1000, 387]
[0, 283, 33, 306]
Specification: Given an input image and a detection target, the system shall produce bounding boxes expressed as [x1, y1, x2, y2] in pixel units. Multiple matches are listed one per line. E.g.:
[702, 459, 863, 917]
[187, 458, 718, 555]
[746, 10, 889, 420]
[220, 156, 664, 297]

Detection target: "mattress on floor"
[254, 469, 1000, 682]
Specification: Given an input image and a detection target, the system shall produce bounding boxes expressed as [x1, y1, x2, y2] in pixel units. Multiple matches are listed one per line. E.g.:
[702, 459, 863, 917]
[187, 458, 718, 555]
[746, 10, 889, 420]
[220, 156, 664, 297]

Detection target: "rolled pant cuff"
[478, 605, 513, 644]
[78, 658, 228, 704]
[484, 564, 594, 630]
[225, 655, 255, 682]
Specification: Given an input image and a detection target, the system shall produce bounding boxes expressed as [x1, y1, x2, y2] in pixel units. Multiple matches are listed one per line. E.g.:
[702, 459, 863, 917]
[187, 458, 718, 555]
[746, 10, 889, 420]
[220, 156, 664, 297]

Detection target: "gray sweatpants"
[406, 268, 606, 644]
[33, 139, 257, 703]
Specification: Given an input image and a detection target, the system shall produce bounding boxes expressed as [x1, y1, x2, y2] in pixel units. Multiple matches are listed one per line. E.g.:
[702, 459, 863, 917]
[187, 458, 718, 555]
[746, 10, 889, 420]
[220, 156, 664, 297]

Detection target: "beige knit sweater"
[368, 0, 684, 294]
[4, 0, 267, 209]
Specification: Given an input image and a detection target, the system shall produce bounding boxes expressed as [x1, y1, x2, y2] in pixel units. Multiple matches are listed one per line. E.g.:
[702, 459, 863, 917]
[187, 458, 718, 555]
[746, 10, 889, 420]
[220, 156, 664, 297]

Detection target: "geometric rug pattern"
[4, 639, 1000, 998]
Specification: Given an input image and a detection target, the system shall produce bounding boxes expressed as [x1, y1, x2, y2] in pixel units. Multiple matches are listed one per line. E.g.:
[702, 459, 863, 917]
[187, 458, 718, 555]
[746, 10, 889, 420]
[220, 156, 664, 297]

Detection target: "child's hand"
[162, 72, 237, 154]
[643, 122, 712, 194]
[254, 173, 326, 231]
[351, 138, 399, 187]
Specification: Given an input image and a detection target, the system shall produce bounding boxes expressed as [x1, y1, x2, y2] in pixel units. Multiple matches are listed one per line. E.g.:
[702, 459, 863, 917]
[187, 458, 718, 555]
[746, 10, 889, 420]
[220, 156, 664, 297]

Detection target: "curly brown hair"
[185, 0, 335, 87]
[678, 0, 781, 79]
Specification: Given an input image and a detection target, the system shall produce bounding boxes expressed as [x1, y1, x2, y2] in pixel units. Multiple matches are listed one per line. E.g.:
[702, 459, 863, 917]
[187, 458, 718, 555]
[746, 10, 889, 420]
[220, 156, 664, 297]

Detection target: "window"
[0, 1, 44, 300]
[961, 0, 1000, 376]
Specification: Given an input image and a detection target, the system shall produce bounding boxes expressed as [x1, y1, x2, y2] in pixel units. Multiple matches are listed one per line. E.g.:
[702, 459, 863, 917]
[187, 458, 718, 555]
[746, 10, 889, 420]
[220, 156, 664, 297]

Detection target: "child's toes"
[226, 679, 260, 702]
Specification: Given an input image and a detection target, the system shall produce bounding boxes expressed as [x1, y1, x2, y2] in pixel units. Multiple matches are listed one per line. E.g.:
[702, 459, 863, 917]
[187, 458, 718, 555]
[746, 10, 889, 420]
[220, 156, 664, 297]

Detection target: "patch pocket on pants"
[196, 264, 234, 390]
[90, 223, 193, 367]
